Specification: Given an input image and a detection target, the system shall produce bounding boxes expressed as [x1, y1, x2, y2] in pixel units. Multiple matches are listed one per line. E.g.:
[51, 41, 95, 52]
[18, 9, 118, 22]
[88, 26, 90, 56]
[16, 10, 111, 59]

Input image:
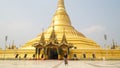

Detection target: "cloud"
[81, 25, 105, 34]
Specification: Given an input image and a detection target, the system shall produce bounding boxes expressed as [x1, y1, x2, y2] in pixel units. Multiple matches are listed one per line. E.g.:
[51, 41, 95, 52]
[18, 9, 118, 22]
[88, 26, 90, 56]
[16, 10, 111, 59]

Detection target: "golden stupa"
[21, 0, 101, 50]
[0, 0, 119, 60]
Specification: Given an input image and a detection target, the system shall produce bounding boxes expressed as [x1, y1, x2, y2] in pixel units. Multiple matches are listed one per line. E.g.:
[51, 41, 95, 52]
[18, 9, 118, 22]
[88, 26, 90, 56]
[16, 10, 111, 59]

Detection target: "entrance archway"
[47, 48, 58, 59]
[92, 54, 95, 59]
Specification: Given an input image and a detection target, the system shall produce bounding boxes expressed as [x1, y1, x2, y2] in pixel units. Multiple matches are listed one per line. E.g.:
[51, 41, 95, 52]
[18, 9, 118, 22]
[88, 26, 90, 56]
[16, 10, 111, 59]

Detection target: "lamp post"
[104, 34, 107, 60]
[4, 36, 8, 60]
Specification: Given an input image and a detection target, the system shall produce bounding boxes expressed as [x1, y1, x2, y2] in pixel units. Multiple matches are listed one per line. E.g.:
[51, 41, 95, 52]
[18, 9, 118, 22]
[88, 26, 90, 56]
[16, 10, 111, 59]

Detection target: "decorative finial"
[57, 0, 65, 9]
[39, 28, 45, 45]
[52, 20, 55, 30]
[49, 20, 58, 43]
[61, 28, 67, 43]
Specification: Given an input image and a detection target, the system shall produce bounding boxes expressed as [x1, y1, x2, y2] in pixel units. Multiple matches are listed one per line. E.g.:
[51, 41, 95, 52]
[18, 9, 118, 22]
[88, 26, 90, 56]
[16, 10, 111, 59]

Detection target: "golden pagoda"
[21, 0, 101, 50]
[0, 0, 120, 60]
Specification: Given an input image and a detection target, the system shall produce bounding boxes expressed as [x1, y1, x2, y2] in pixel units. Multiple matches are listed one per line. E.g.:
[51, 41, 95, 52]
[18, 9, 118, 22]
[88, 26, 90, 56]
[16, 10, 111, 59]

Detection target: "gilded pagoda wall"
[0, 49, 120, 60]
[0, 49, 35, 59]
[70, 49, 120, 60]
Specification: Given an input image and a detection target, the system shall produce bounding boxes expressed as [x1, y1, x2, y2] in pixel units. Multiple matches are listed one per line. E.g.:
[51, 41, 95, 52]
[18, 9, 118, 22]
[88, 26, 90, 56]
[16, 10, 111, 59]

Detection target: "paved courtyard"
[0, 60, 120, 68]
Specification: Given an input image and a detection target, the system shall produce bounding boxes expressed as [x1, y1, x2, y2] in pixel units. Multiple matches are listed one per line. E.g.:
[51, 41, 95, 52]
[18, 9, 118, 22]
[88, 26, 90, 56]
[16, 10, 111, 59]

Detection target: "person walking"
[64, 54, 68, 65]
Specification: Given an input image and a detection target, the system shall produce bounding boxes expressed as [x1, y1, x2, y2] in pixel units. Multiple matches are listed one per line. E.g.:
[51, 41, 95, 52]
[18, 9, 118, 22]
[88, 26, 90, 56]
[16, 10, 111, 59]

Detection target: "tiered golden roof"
[21, 0, 101, 49]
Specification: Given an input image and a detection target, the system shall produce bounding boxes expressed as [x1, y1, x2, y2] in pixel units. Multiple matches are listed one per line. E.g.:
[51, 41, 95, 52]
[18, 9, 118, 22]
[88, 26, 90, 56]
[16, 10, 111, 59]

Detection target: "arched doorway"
[24, 54, 27, 59]
[83, 54, 86, 59]
[47, 48, 58, 59]
[92, 54, 95, 59]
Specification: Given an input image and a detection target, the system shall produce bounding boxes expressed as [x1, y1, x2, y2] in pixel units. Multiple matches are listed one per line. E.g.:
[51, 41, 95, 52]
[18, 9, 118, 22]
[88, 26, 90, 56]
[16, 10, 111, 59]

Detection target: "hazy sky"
[0, 0, 120, 49]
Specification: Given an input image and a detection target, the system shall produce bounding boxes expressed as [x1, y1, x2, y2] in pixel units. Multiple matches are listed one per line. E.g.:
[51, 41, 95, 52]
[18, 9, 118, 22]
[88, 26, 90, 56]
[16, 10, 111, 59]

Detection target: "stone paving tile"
[0, 60, 120, 68]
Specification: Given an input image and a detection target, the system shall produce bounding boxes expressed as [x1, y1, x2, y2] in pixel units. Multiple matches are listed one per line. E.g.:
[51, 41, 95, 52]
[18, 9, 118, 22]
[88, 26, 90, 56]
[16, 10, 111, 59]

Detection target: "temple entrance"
[47, 48, 58, 59]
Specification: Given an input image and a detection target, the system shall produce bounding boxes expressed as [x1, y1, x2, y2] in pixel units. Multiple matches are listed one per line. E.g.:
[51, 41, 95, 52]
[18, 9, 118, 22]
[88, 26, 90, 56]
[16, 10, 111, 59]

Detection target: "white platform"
[0, 60, 120, 68]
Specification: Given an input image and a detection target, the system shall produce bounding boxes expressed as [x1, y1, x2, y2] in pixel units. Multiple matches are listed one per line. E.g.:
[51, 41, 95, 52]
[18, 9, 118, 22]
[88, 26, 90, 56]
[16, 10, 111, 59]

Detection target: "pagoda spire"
[49, 21, 58, 43]
[57, 0, 65, 9]
[50, 0, 71, 26]
[39, 29, 45, 45]
[61, 28, 68, 43]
